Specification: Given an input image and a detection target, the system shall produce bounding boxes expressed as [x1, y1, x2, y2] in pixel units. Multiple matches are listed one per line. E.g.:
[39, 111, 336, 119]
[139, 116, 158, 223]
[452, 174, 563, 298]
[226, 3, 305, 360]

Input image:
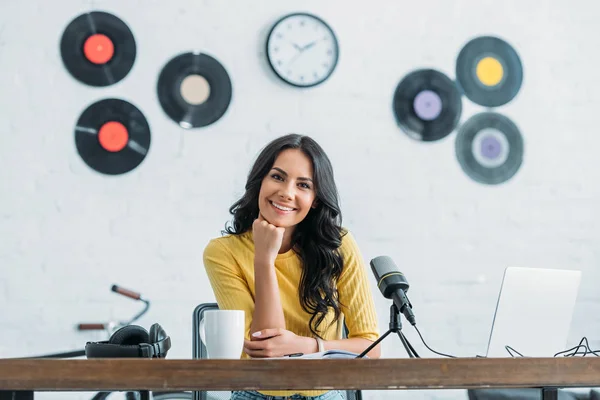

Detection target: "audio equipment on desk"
[357, 256, 457, 360]
[357, 255, 420, 359]
[85, 323, 171, 359]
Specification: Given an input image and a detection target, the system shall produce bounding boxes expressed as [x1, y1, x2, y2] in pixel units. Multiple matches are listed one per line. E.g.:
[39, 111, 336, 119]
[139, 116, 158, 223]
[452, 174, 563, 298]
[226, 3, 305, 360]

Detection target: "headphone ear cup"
[148, 323, 171, 358]
[109, 325, 150, 345]
[149, 323, 166, 343]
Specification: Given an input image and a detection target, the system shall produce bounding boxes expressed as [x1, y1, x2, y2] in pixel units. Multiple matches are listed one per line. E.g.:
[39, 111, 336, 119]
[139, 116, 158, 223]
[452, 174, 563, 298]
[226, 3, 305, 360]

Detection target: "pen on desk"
[284, 353, 303, 357]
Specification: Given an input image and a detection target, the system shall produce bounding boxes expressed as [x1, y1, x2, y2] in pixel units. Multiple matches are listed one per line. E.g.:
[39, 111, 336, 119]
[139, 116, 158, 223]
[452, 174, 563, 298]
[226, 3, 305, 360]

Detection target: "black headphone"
[85, 323, 171, 359]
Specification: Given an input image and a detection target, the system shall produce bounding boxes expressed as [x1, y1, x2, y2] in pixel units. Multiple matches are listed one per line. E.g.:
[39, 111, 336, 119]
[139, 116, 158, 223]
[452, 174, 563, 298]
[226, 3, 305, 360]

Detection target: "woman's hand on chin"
[252, 214, 284, 266]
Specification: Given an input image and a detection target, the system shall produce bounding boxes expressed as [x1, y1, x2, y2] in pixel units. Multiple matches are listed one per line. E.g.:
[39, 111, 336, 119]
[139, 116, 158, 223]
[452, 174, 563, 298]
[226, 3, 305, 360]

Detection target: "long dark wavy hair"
[224, 134, 345, 338]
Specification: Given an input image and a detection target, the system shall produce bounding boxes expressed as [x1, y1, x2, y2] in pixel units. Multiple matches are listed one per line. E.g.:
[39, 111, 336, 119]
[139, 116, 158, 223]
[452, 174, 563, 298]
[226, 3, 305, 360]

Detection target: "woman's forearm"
[250, 261, 286, 335]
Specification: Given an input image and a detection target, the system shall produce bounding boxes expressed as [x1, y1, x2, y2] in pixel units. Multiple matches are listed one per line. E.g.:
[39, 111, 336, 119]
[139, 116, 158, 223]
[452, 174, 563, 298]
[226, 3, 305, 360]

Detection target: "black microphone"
[370, 256, 416, 326]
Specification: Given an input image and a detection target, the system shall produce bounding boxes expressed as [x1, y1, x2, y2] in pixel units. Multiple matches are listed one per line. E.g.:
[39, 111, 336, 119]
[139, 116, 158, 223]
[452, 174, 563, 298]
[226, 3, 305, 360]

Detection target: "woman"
[203, 133, 380, 400]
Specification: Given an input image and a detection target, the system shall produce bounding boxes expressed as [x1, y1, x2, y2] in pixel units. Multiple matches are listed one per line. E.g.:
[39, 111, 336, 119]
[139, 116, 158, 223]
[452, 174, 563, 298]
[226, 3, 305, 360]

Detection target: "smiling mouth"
[269, 200, 296, 212]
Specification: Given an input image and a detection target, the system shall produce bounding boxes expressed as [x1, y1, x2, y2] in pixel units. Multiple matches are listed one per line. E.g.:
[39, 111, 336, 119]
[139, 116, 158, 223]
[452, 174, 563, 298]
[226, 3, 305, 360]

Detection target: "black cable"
[407, 325, 598, 360]
[504, 337, 599, 358]
[505, 345, 525, 357]
[562, 340, 588, 357]
[555, 337, 588, 357]
[413, 325, 457, 358]
[554, 337, 599, 357]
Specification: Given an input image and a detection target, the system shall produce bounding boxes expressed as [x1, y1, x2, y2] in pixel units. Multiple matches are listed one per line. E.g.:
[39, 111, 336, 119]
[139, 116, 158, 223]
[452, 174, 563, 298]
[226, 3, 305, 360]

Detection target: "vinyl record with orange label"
[60, 11, 136, 87]
[456, 36, 523, 107]
[455, 112, 523, 185]
[393, 69, 462, 142]
[157, 52, 232, 129]
[75, 99, 150, 175]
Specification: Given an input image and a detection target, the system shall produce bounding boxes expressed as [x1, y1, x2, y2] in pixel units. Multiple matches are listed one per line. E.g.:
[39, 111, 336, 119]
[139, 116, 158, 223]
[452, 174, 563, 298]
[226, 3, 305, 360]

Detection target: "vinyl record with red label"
[393, 69, 462, 142]
[455, 112, 523, 185]
[157, 52, 232, 129]
[456, 36, 523, 107]
[60, 11, 136, 87]
[75, 98, 150, 175]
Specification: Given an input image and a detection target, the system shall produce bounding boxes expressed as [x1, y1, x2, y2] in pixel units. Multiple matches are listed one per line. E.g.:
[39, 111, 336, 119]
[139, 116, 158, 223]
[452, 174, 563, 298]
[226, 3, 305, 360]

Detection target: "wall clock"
[266, 12, 339, 88]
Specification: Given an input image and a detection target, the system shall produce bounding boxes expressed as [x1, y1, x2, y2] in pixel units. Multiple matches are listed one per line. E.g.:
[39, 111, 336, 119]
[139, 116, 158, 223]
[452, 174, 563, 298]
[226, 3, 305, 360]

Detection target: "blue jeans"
[230, 389, 346, 400]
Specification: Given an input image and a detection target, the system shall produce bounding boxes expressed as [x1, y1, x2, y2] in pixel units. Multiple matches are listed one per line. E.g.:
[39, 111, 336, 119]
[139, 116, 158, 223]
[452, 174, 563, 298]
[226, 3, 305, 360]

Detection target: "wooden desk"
[1, 358, 600, 398]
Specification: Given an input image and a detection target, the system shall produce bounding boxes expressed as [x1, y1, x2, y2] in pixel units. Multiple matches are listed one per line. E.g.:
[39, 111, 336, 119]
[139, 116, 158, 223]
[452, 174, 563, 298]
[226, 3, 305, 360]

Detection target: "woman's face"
[257, 148, 317, 228]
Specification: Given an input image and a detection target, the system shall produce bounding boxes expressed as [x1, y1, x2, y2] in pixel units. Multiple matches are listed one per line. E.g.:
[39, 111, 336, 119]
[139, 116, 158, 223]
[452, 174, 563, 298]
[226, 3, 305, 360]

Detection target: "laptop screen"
[485, 266, 581, 358]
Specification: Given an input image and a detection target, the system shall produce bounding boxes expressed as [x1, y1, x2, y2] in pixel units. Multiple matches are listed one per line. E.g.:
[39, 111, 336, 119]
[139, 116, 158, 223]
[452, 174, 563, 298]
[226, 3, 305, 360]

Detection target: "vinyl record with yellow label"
[456, 36, 523, 107]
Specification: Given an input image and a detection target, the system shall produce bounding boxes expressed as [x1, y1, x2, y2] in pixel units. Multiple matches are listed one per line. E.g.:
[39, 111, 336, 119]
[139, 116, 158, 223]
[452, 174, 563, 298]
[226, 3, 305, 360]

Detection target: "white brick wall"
[1, 0, 599, 399]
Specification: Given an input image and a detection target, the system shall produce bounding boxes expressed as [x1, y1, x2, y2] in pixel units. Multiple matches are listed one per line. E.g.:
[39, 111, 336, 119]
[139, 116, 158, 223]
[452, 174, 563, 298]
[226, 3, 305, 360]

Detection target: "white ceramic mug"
[199, 310, 245, 359]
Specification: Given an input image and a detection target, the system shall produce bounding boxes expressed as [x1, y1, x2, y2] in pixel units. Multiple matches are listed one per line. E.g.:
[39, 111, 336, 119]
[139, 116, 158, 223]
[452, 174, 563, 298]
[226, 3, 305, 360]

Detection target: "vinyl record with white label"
[455, 112, 523, 185]
[157, 52, 232, 129]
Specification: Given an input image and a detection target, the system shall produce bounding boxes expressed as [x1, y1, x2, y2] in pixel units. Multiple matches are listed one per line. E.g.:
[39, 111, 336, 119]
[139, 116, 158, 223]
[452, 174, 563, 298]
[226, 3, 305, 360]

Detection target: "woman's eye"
[299, 183, 311, 189]
[271, 174, 283, 181]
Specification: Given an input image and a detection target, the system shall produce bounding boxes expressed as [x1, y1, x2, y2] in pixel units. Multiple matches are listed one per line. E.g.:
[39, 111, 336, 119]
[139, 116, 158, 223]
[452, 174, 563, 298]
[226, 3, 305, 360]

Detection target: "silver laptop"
[485, 266, 581, 358]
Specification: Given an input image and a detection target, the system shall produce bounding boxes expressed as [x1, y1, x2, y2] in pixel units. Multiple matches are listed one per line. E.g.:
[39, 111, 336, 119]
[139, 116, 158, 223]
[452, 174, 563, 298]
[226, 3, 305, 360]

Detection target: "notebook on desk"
[484, 266, 582, 358]
[268, 350, 364, 360]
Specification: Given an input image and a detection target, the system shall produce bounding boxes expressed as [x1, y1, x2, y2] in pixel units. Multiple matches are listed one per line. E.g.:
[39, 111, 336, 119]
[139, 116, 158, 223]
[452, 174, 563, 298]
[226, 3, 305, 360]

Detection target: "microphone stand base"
[357, 303, 419, 359]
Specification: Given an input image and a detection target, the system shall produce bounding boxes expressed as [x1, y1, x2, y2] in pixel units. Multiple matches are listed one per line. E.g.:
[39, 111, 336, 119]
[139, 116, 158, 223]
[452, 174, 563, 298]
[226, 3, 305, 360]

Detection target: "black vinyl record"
[393, 69, 462, 142]
[75, 98, 151, 175]
[60, 11, 136, 87]
[455, 112, 523, 185]
[456, 36, 523, 107]
[157, 52, 232, 129]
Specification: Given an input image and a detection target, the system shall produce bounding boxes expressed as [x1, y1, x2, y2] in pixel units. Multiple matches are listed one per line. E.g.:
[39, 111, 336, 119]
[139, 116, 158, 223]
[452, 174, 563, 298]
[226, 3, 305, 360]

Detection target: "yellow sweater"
[203, 229, 380, 397]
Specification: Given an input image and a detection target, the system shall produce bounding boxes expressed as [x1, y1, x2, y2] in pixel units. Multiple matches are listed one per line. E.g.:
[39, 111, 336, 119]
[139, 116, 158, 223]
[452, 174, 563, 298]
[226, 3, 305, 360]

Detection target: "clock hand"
[291, 42, 302, 51]
[301, 40, 317, 51]
[287, 39, 319, 66]
[287, 51, 303, 66]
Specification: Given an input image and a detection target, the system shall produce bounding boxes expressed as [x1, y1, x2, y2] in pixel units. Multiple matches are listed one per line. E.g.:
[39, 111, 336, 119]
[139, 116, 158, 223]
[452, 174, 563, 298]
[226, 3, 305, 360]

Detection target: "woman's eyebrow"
[272, 167, 313, 182]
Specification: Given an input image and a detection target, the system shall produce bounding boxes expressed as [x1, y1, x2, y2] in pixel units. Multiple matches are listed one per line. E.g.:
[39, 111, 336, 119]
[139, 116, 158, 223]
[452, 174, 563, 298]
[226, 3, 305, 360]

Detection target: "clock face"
[266, 13, 339, 88]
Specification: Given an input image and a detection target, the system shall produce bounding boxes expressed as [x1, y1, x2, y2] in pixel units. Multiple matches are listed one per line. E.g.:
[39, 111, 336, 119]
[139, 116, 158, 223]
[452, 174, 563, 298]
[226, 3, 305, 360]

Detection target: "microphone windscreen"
[370, 255, 399, 281]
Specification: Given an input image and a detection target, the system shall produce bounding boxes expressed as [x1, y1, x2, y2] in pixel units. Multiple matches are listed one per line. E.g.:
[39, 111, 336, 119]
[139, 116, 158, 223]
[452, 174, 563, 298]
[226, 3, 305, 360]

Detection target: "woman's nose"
[278, 183, 294, 199]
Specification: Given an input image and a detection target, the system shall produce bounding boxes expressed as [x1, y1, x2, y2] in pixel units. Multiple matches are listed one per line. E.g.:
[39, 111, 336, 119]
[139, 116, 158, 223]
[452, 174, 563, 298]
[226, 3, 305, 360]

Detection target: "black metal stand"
[542, 387, 558, 400]
[357, 303, 419, 359]
[0, 391, 33, 400]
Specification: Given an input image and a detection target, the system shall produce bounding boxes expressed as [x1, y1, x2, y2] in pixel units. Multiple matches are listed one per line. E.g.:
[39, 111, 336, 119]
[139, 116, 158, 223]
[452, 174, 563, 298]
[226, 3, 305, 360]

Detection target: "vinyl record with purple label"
[75, 98, 151, 175]
[455, 112, 523, 185]
[456, 36, 523, 107]
[157, 52, 232, 129]
[60, 11, 136, 87]
[393, 69, 462, 142]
